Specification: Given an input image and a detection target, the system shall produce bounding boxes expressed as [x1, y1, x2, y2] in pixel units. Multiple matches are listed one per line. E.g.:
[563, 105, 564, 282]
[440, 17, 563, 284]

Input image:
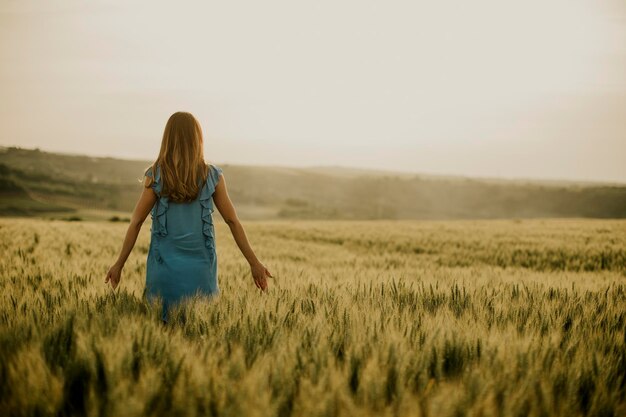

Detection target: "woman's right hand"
[251, 261, 272, 292]
[105, 262, 123, 290]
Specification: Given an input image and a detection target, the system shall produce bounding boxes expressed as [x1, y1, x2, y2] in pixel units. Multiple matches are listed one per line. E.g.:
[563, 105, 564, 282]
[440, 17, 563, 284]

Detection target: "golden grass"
[0, 218, 625, 416]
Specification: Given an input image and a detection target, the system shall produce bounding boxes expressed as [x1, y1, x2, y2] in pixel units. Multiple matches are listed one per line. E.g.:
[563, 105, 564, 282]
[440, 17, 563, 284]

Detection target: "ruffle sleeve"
[146, 165, 168, 237]
[145, 165, 162, 196]
[199, 164, 223, 250]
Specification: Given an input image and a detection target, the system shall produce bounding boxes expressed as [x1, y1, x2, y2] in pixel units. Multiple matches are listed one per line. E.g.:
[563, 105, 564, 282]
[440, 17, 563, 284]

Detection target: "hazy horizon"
[5, 144, 626, 187]
[2, 0, 625, 183]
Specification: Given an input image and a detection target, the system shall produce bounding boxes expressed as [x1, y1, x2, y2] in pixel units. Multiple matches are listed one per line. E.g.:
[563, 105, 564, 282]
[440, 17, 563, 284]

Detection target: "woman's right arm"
[212, 172, 272, 291]
[105, 178, 156, 290]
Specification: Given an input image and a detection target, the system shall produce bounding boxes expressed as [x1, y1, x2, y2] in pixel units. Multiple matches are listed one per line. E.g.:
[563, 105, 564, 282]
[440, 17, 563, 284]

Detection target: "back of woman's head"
[145, 111, 209, 202]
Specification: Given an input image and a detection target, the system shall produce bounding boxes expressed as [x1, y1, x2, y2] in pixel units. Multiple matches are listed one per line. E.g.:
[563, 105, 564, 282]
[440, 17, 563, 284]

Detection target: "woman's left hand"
[105, 262, 123, 290]
[251, 261, 272, 292]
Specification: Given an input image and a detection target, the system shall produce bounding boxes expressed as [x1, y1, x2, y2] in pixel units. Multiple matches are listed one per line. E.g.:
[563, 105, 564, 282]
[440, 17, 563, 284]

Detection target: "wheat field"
[0, 218, 625, 417]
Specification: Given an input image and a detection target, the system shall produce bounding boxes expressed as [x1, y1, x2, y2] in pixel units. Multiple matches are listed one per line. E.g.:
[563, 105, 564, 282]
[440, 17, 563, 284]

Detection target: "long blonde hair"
[144, 112, 209, 202]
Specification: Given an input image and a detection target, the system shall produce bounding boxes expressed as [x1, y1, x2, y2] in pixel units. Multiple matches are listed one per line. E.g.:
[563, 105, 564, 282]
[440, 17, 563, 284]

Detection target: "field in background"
[1, 217, 625, 416]
[2, 146, 626, 220]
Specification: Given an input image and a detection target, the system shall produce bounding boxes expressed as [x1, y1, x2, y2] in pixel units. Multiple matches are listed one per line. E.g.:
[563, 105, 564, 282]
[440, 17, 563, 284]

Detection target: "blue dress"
[143, 163, 222, 322]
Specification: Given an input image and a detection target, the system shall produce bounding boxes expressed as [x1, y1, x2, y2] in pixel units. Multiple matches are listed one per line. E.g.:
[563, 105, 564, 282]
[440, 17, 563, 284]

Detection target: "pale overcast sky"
[1, 0, 625, 182]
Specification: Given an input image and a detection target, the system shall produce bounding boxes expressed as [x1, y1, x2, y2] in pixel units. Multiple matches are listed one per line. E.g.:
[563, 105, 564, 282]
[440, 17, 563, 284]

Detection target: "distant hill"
[1, 146, 625, 220]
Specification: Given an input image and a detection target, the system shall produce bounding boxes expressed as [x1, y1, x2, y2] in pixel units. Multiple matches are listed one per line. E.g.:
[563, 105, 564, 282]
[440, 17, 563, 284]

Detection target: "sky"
[1, 0, 625, 183]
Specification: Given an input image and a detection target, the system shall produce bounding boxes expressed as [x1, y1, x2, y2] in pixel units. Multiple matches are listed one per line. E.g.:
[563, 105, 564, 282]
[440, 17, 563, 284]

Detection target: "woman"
[105, 111, 272, 323]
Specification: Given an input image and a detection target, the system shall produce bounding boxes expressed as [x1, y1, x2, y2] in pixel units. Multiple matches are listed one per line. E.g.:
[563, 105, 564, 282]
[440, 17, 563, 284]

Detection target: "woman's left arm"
[105, 182, 156, 290]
